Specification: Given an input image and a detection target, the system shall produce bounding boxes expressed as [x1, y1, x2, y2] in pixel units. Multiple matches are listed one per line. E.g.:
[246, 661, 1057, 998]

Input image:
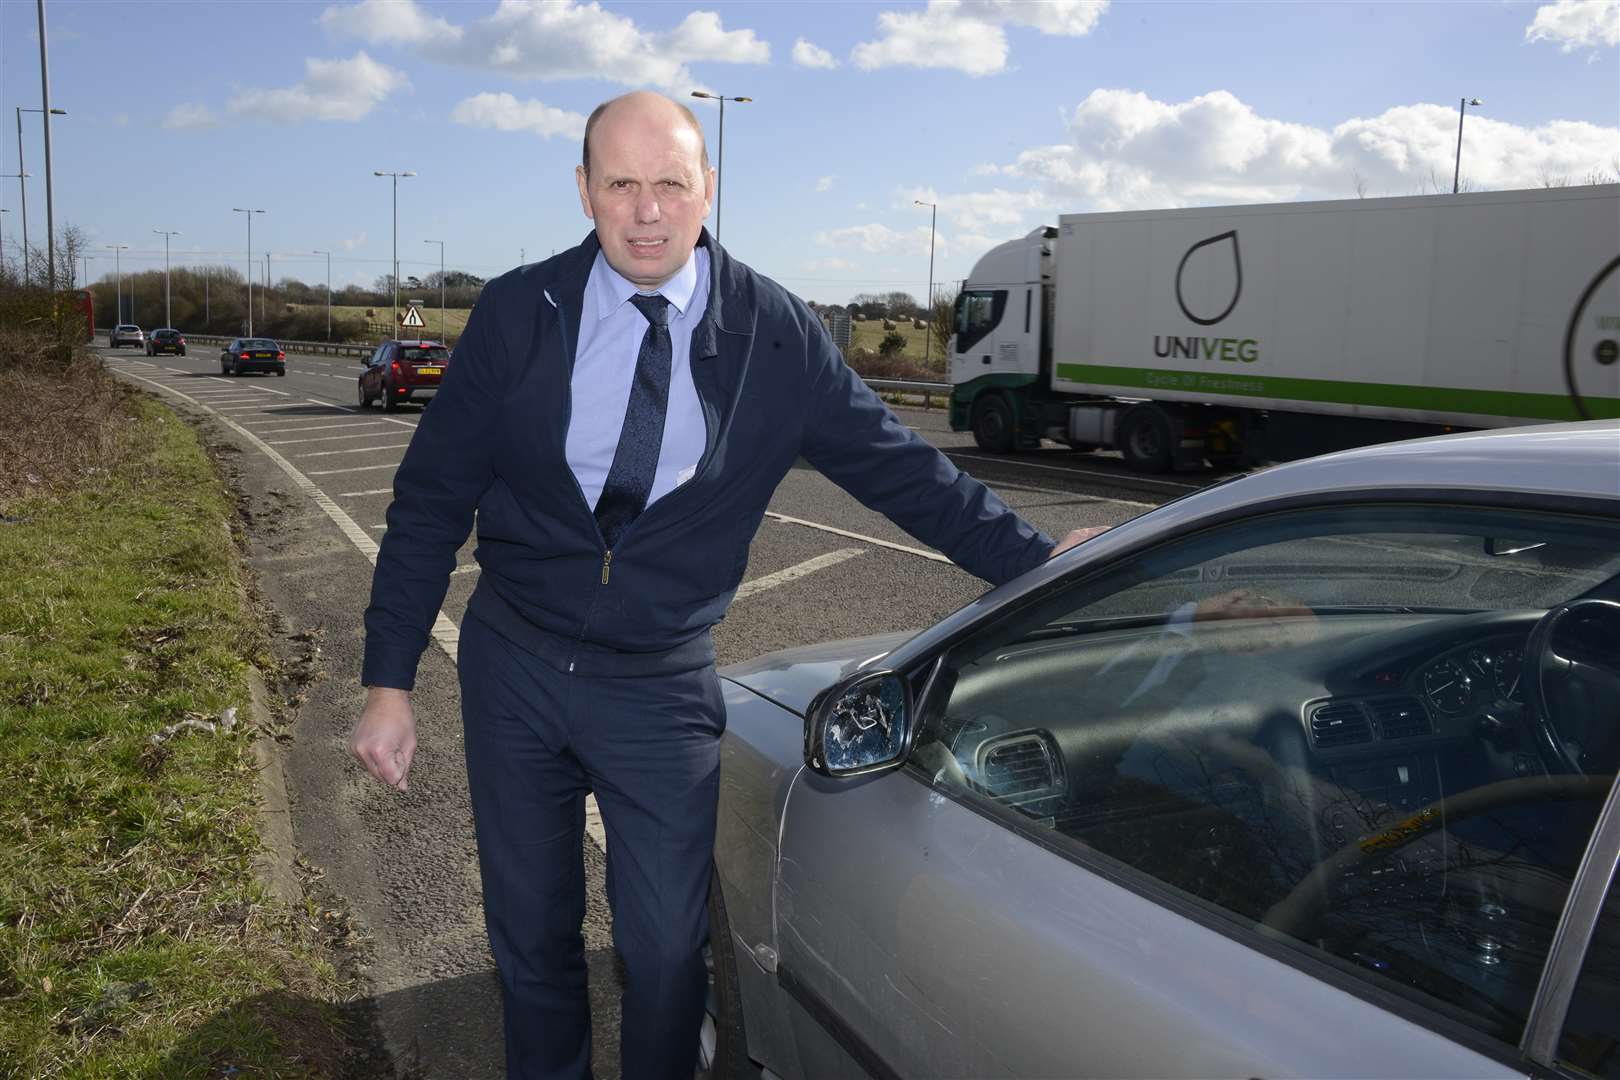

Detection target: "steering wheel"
[1260, 773, 1614, 940]
[1525, 598, 1620, 775]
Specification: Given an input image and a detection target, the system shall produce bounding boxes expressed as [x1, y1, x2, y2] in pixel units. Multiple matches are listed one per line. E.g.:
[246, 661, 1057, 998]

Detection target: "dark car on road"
[145, 328, 186, 356]
[108, 324, 144, 349]
[221, 338, 285, 377]
[358, 339, 449, 412]
[704, 420, 1620, 1080]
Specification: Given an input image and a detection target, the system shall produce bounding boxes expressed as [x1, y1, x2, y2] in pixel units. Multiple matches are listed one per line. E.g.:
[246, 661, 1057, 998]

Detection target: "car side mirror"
[804, 669, 912, 778]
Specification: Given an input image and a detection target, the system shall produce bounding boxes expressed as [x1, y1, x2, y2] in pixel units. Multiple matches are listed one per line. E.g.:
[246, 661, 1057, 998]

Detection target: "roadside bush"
[878, 330, 907, 358]
[842, 346, 938, 382]
[0, 321, 131, 508]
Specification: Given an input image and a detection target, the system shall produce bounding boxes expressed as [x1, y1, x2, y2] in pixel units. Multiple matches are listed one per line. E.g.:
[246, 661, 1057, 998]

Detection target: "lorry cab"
[948, 227, 1055, 453]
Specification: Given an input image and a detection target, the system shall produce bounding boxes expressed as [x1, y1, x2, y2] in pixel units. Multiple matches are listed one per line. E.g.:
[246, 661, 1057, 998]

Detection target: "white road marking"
[733, 549, 864, 600]
[307, 463, 400, 476]
[338, 487, 395, 497]
[294, 443, 414, 459]
[764, 512, 950, 564]
[990, 478, 1156, 510]
[948, 450, 1205, 491]
[268, 431, 408, 447]
[216, 402, 315, 413]
[257, 422, 393, 437]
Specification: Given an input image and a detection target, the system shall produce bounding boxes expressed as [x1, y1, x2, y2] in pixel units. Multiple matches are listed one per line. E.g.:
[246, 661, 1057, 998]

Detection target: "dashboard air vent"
[1309, 701, 1372, 748]
[980, 734, 1063, 803]
[1369, 697, 1430, 740]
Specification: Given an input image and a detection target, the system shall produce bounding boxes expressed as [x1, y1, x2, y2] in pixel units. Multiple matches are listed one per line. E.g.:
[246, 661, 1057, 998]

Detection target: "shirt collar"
[590, 246, 702, 321]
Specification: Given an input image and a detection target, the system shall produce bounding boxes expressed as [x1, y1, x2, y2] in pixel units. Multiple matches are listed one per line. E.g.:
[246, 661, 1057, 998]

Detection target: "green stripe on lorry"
[1053, 363, 1620, 422]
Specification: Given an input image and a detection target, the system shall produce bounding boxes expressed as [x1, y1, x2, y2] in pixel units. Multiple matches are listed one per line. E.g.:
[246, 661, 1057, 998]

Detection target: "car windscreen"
[401, 346, 449, 362]
[242, 340, 279, 350]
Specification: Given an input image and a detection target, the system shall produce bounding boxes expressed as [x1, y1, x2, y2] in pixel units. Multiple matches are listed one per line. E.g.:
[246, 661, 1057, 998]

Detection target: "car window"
[401, 345, 449, 362]
[910, 503, 1620, 1050]
[1559, 871, 1620, 1078]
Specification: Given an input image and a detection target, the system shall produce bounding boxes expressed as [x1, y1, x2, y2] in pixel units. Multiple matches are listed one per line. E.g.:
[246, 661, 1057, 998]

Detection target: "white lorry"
[947, 185, 1620, 472]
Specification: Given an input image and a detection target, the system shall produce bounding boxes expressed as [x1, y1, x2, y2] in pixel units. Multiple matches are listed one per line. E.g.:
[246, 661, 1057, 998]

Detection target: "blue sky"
[3, 0, 1616, 305]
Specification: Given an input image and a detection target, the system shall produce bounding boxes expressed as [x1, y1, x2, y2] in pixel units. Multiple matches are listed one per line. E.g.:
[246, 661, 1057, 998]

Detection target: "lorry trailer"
[948, 185, 1620, 472]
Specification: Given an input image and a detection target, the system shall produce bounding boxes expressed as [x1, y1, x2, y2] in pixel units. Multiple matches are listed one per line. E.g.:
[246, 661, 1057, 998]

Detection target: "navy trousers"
[457, 612, 725, 1080]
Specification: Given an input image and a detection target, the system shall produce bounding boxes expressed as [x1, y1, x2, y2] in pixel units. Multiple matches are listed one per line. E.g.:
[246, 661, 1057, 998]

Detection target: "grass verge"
[0, 380, 371, 1078]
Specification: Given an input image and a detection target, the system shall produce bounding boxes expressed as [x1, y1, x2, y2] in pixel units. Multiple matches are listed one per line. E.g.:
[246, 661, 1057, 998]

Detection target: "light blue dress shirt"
[566, 247, 710, 514]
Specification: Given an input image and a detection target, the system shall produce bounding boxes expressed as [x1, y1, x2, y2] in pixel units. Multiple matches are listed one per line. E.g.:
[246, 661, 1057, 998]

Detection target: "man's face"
[576, 99, 714, 291]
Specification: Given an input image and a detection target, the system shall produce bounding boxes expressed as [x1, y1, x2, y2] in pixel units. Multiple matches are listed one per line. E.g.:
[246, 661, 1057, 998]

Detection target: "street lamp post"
[914, 199, 938, 367]
[689, 91, 751, 245]
[78, 252, 91, 290]
[34, 1, 60, 289]
[232, 208, 265, 335]
[423, 239, 444, 340]
[153, 229, 179, 328]
[373, 170, 415, 332]
[313, 250, 331, 340]
[263, 251, 270, 326]
[1453, 97, 1483, 195]
[104, 243, 128, 323]
[0, 208, 7, 277]
[13, 106, 61, 285]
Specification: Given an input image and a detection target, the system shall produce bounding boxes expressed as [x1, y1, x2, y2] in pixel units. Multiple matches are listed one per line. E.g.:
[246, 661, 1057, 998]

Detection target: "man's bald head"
[581, 91, 710, 178]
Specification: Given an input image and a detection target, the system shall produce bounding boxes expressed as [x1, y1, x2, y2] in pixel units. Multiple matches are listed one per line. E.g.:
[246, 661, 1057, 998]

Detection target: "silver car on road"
[706, 421, 1620, 1079]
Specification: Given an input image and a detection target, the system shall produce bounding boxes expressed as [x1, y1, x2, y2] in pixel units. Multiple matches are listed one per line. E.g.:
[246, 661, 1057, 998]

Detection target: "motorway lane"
[98, 340, 1202, 1078]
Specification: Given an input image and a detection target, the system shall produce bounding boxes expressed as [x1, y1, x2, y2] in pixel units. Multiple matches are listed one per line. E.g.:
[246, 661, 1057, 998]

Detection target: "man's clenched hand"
[349, 686, 417, 792]
[1049, 525, 1111, 558]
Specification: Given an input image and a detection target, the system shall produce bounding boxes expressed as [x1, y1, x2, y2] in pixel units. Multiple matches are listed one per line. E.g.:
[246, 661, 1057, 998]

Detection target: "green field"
[294, 303, 472, 342]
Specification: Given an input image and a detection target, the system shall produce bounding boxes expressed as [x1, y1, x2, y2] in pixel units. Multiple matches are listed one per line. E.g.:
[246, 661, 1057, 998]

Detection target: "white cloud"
[905, 186, 1051, 231]
[163, 103, 219, 130]
[451, 92, 587, 140]
[988, 88, 1620, 211]
[342, 231, 368, 252]
[319, 0, 767, 91]
[852, 0, 1107, 75]
[804, 257, 856, 272]
[793, 37, 840, 69]
[816, 175, 836, 192]
[1526, 0, 1620, 51]
[228, 52, 408, 124]
[960, 0, 1107, 34]
[815, 223, 944, 258]
[664, 11, 769, 63]
[319, 0, 461, 45]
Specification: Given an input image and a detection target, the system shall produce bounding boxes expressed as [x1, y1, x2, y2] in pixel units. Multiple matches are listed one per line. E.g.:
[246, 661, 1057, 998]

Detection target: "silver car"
[108, 324, 144, 349]
[706, 421, 1620, 1079]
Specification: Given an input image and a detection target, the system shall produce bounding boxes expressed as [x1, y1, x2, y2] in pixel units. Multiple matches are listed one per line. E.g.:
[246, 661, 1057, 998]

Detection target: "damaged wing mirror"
[804, 670, 912, 778]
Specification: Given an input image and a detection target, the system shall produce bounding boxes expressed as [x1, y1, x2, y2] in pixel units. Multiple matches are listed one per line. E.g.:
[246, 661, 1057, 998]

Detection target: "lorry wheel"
[1120, 406, 1173, 473]
[970, 394, 1016, 453]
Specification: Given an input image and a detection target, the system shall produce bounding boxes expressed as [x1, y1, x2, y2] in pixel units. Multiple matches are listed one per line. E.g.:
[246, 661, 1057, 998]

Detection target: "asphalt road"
[97, 339, 1220, 1078]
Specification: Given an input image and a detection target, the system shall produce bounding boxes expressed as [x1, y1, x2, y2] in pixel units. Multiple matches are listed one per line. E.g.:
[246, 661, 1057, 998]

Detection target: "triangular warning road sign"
[400, 304, 426, 329]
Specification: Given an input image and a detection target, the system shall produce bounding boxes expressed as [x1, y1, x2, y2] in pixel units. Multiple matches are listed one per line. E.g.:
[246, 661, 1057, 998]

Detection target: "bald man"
[351, 91, 1096, 1079]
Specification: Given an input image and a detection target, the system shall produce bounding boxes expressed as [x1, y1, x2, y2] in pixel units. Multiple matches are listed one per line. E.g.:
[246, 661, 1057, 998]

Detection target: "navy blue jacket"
[362, 230, 1054, 689]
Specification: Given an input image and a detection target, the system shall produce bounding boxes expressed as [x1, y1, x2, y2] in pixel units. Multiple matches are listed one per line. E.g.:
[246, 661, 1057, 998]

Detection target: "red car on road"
[358, 339, 449, 412]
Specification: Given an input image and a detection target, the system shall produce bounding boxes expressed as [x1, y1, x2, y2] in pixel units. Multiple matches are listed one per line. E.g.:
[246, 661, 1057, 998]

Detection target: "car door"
[774, 497, 1620, 1078]
[361, 344, 384, 394]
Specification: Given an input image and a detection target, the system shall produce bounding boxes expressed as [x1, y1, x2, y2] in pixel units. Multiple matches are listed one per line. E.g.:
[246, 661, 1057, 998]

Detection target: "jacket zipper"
[552, 283, 721, 669]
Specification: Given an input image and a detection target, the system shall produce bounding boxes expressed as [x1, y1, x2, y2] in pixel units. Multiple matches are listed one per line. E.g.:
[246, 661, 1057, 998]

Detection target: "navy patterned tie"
[594, 293, 672, 549]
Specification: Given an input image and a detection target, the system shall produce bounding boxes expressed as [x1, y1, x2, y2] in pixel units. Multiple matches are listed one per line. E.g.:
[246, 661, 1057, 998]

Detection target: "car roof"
[1204, 420, 1620, 510]
[393, 339, 446, 347]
